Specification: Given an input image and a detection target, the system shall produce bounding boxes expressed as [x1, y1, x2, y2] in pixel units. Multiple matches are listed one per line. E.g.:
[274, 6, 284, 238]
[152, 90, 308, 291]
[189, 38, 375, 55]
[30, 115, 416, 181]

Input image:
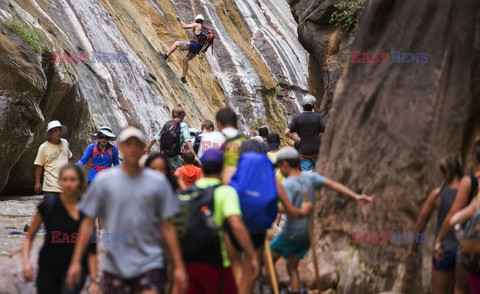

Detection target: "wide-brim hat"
[45, 120, 67, 138]
[97, 126, 117, 140]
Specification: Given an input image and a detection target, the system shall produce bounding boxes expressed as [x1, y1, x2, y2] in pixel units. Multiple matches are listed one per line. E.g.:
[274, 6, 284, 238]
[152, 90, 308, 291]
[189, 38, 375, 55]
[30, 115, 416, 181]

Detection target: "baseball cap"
[276, 146, 299, 161]
[302, 94, 316, 106]
[195, 14, 204, 22]
[118, 126, 145, 144]
[201, 149, 224, 173]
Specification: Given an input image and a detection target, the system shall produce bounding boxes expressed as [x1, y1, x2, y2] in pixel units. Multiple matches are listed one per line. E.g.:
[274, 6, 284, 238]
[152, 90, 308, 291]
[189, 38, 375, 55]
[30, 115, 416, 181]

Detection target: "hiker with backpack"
[66, 126, 188, 293]
[162, 14, 214, 84]
[146, 105, 200, 171]
[435, 138, 480, 294]
[34, 120, 73, 200]
[23, 163, 99, 294]
[226, 140, 314, 294]
[269, 146, 373, 294]
[76, 126, 120, 184]
[284, 94, 326, 171]
[172, 149, 259, 293]
[403, 154, 463, 294]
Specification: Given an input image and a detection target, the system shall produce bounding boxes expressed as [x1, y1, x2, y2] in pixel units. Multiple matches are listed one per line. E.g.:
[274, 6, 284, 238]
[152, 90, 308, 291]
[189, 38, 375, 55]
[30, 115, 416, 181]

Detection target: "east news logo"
[351, 231, 428, 244]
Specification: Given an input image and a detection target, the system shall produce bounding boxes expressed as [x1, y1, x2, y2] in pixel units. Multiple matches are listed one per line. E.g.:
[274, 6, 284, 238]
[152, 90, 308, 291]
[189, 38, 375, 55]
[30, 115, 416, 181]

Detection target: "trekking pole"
[264, 235, 279, 294]
[304, 190, 322, 293]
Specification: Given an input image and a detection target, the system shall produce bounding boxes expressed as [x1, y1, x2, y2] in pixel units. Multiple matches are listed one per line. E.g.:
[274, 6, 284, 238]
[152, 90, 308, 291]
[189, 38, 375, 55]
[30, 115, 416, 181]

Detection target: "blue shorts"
[270, 234, 310, 259]
[432, 251, 456, 272]
[300, 158, 315, 171]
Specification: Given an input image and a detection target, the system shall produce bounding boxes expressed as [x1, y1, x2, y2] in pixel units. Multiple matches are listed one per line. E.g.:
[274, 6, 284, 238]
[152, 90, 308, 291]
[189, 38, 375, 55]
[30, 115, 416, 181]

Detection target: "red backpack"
[90, 144, 113, 166]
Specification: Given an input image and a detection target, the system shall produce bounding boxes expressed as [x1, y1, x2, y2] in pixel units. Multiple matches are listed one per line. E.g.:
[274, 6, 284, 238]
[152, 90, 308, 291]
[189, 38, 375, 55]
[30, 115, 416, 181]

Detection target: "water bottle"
[200, 206, 218, 230]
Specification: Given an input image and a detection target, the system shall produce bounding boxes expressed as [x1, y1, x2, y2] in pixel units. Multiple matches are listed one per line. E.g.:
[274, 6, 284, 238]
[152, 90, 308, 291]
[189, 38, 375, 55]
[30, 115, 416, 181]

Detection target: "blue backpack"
[229, 152, 278, 233]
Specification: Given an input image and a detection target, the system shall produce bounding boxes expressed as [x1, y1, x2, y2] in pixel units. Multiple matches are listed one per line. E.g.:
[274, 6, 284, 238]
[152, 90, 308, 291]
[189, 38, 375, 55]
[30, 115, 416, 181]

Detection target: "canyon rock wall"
[0, 0, 309, 194]
[297, 0, 480, 293]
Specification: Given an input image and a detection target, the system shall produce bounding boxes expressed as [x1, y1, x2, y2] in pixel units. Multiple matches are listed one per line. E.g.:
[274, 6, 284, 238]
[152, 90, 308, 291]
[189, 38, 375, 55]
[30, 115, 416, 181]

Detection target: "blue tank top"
[434, 187, 459, 253]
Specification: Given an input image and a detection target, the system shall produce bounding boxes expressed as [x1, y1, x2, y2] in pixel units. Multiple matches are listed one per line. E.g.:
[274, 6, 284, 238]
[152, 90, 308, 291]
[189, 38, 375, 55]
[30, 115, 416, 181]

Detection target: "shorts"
[43, 192, 60, 201]
[186, 262, 237, 294]
[229, 231, 266, 251]
[432, 251, 456, 271]
[103, 268, 163, 294]
[179, 42, 197, 60]
[270, 234, 310, 259]
[300, 158, 316, 171]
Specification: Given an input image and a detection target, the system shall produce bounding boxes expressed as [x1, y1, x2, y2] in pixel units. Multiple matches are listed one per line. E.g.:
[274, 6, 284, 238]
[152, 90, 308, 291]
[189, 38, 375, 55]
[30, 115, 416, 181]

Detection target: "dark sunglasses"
[98, 135, 107, 139]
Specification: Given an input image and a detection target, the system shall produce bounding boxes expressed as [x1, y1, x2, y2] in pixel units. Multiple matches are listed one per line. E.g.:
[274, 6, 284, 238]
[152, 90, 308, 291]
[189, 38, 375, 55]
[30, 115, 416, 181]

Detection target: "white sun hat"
[45, 120, 67, 137]
[97, 126, 117, 140]
[195, 14, 205, 22]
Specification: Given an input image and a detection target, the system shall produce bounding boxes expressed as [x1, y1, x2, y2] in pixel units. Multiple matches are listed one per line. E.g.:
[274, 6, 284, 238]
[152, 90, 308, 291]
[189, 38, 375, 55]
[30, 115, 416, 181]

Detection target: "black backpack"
[193, 134, 202, 154]
[159, 120, 182, 157]
[459, 175, 480, 272]
[172, 184, 223, 267]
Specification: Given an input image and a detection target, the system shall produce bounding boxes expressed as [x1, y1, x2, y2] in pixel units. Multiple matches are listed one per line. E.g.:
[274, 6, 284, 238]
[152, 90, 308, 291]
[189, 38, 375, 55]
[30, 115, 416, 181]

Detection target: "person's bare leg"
[226, 235, 243, 290]
[166, 41, 181, 57]
[182, 56, 190, 78]
[432, 268, 454, 294]
[239, 246, 264, 294]
[455, 262, 470, 294]
[286, 255, 301, 293]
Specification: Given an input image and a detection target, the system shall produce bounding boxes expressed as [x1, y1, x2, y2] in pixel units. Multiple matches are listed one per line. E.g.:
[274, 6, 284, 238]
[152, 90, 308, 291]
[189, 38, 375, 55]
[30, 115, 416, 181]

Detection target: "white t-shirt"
[34, 139, 72, 192]
[197, 131, 226, 158]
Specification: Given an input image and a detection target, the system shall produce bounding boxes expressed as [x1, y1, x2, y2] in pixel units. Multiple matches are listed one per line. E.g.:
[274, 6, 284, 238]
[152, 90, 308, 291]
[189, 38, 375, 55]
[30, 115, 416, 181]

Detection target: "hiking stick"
[264, 236, 279, 294]
[304, 190, 322, 293]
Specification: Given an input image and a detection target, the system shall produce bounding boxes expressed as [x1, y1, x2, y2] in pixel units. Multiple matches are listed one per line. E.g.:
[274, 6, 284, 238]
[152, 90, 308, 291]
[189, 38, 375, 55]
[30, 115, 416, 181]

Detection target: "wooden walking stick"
[304, 190, 322, 293]
[264, 234, 279, 294]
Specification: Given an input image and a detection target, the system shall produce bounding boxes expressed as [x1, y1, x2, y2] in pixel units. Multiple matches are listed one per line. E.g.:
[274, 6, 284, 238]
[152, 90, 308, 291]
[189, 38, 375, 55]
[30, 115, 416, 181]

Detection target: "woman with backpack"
[403, 154, 463, 294]
[76, 126, 120, 184]
[22, 164, 98, 294]
[435, 138, 480, 294]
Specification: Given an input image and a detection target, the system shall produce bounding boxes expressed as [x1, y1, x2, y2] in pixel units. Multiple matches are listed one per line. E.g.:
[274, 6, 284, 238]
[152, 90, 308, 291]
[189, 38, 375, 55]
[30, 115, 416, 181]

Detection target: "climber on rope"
[162, 14, 214, 84]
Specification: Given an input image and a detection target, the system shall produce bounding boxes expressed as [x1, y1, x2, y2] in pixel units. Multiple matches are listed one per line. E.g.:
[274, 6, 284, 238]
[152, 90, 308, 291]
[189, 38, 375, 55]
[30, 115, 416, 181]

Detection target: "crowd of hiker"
[24, 94, 369, 294]
[404, 139, 480, 294]
[24, 95, 480, 294]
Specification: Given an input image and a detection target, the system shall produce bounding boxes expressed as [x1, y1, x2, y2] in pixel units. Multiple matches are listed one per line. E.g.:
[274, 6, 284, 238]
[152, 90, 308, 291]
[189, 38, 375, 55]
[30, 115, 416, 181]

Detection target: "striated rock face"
[0, 21, 45, 193]
[305, 0, 480, 293]
[288, 0, 355, 119]
[0, 0, 310, 194]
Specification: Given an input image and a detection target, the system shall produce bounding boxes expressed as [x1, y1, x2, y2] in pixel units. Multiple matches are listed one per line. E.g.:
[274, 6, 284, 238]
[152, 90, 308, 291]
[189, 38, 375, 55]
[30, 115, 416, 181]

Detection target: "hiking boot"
[162, 53, 168, 60]
[181, 77, 187, 84]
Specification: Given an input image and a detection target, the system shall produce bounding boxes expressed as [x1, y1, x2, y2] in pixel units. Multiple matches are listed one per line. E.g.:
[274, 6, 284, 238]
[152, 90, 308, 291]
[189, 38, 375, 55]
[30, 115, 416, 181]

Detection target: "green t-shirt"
[223, 136, 247, 168]
[195, 177, 242, 267]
